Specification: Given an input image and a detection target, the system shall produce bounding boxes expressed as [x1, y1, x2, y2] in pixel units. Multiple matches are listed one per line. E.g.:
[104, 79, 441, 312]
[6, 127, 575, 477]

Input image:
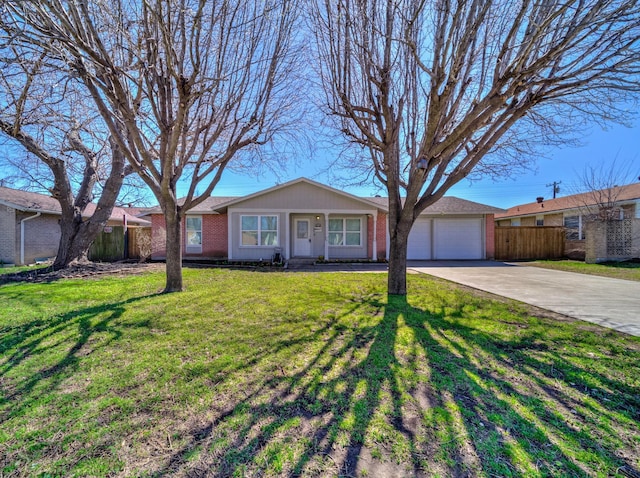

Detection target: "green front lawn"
[530, 260, 640, 281]
[1, 268, 638, 477]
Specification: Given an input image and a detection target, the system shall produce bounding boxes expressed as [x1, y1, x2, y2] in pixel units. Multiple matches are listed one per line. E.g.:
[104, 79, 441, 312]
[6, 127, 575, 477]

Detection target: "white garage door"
[407, 218, 431, 260]
[434, 218, 484, 259]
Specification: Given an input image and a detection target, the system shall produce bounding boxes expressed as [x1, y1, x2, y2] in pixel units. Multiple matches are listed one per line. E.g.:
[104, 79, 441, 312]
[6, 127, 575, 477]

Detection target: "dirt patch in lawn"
[0, 262, 164, 285]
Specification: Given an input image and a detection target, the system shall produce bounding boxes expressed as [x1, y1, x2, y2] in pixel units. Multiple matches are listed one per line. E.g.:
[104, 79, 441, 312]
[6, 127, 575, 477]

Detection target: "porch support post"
[324, 212, 329, 260]
[285, 212, 291, 259]
[372, 211, 377, 261]
[227, 211, 233, 260]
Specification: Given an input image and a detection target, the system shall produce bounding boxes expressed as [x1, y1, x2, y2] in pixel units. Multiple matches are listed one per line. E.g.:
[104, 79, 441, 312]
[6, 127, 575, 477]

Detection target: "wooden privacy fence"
[494, 226, 565, 261]
[88, 226, 152, 262]
[89, 226, 125, 261]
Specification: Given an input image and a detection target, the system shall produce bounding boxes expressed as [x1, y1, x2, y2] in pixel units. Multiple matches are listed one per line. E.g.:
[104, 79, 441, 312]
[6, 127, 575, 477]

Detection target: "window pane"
[261, 231, 278, 246]
[346, 232, 360, 245]
[261, 215, 277, 230]
[186, 217, 202, 230]
[242, 216, 258, 230]
[187, 231, 202, 245]
[328, 232, 343, 246]
[328, 219, 343, 232]
[346, 219, 360, 231]
[242, 231, 258, 245]
[564, 216, 579, 240]
[564, 216, 579, 228]
[297, 220, 308, 239]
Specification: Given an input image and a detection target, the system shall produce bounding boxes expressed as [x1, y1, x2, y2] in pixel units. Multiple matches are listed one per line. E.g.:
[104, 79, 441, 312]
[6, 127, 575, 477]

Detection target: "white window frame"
[240, 214, 279, 247]
[535, 215, 544, 226]
[185, 215, 202, 253]
[328, 217, 362, 247]
[510, 218, 521, 226]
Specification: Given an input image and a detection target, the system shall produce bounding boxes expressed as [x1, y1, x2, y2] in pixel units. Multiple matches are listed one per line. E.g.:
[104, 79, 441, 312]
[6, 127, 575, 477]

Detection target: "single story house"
[149, 178, 503, 262]
[0, 186, 150, 265]
[495, 182, 640, 259]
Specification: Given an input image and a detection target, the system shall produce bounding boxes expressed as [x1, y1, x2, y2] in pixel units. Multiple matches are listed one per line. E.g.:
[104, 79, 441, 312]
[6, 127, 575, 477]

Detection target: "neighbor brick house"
[149, 177, 502, 262]
[495, 182, 640, 260]
[0, 186, 149, 265]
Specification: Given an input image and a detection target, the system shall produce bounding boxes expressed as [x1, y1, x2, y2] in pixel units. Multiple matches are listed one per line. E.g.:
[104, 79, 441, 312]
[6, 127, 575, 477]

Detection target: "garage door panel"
[407, 218, 431, 260]
[434, 218, 483, 259]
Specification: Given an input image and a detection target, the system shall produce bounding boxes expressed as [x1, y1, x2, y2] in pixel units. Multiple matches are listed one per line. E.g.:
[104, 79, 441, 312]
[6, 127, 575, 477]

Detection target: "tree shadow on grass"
[0, 294, 159, 424]
[151, 292, 639, 477]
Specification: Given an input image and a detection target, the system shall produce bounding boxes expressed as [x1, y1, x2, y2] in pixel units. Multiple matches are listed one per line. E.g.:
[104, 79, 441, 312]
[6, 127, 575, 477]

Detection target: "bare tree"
[0, 49, 131, 268]
[571, 158, 640, 220]
[1, 0, 303, 292]
[311, 0, 640, 295]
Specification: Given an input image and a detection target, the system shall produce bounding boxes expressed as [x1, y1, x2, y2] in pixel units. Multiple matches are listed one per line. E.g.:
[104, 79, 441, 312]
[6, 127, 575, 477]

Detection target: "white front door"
[294, 219, 312, 256]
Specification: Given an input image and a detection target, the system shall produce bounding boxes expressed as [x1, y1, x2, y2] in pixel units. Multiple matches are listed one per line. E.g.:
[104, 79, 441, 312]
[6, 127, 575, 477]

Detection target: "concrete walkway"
[408, 261, 640, 337]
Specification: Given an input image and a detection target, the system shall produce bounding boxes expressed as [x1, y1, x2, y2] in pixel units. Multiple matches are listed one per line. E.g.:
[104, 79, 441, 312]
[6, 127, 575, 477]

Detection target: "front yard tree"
[2, 0, 302, 292]
[0, 50, 130, 269]
[312, 0, 640, 295]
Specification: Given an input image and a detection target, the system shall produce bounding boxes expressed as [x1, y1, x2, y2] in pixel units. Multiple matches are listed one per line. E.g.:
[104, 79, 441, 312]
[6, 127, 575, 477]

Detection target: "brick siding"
[376, 212, 387, 260]
[367, 215, 373, 259]
[151, 214, 167, 259]
[188, 214, 227, 258]
[485, 214, 495, 260]
[20, 213, 61, 264]
[0, 210, 61, 265]
[0, 205, 16, 263]
[152, 213, 228, 259]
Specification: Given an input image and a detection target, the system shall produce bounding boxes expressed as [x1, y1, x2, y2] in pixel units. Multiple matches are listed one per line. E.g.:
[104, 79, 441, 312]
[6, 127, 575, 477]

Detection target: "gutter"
[20, 212, 41, 265]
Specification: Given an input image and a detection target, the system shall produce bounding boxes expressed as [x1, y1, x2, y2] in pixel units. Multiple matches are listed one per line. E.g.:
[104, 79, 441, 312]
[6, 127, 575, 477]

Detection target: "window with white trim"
[510, 218, 521, 226]
[328, 218, 361, 246]
[536, 215, 544, 226]
[186, 216, 202, 253]
[241, 215, 278, 246]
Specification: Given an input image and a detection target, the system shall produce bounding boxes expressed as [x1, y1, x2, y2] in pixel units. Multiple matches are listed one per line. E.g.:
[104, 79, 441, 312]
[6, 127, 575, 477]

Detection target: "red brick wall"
[199, 214, 227, 258]
[376, 212, 387, 260]
[152, 213, 228, 259]
[151, 214, 167, 259]
[366, 212, 387, 260]
[485, 214, 495, 260]
[367, 215, 373, 259]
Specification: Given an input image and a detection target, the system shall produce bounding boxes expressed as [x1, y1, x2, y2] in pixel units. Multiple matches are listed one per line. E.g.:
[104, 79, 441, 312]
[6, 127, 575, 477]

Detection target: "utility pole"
[546, 180, 561, 199]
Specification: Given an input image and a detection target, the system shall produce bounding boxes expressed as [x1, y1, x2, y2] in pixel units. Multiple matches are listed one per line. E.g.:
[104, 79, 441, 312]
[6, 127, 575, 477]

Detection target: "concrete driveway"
[408, 261, 640, 337]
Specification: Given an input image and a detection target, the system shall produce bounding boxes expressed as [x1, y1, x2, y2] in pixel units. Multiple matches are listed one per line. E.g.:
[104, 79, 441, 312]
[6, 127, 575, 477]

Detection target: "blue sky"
[3, 118, 637, 211]
[201, 120, 640, 210]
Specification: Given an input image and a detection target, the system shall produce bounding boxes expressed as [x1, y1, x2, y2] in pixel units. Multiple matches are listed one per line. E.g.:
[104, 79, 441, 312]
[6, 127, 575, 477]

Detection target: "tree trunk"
[387, 227, 410, 296]
[53, 217, 104, 269]
[51, 137, 126, 269]
[163, 206, 183, 293]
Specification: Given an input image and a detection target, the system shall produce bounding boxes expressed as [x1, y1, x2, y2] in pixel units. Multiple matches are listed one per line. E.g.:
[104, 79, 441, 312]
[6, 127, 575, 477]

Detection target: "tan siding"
[544, 213, 564, 226]
[234, 182, 372, 211]
[521, 216, 536, 226]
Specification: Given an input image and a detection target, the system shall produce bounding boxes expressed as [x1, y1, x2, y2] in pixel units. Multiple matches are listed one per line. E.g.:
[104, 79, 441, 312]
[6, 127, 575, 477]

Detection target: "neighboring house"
[495, 183, 640, 260]
[148, 177, 503, 262]
[0, 186, 150, 265]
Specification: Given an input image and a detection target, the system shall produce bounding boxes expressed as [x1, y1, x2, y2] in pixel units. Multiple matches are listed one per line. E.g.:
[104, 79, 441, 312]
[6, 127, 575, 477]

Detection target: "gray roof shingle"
[0, 186, 150, 225]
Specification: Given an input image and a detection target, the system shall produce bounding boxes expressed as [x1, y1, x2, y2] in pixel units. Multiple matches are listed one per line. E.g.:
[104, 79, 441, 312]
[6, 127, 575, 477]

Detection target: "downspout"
[20, 212, 41, 265]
